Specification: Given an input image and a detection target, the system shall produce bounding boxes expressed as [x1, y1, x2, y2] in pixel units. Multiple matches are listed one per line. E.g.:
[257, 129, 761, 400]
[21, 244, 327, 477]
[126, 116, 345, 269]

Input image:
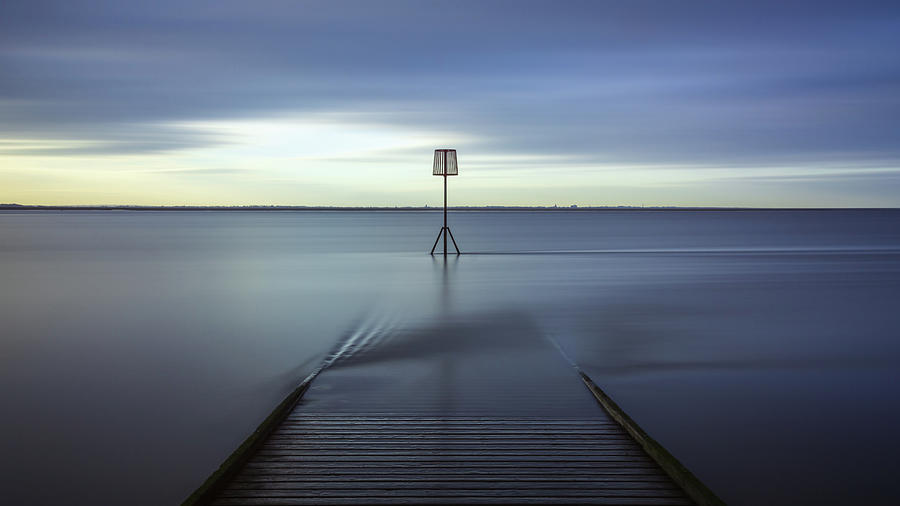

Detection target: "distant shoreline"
[1, 205, 897, 212]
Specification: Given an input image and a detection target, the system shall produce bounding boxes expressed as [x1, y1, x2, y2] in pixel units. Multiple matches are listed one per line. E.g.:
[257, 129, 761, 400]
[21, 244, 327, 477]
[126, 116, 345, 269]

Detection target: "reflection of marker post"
[443, 168, 447, 257]
[430, 149, 461, 256]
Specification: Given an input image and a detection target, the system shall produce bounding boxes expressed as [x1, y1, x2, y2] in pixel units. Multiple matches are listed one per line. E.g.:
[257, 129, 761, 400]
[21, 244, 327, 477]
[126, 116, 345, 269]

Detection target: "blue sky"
[2, 0, 899, 206]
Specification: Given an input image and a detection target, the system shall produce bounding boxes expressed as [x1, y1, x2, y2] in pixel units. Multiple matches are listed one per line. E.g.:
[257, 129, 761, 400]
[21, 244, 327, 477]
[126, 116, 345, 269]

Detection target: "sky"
[1, 0, 899, 207]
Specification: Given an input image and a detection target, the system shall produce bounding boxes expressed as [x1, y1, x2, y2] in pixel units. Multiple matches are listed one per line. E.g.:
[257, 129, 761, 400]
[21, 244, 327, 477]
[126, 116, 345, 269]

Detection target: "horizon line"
[2, 204, 899, 211]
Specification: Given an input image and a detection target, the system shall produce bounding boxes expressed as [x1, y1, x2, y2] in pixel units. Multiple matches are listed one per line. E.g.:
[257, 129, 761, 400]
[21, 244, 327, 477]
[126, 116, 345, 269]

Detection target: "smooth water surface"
[1, 209, 899, 505]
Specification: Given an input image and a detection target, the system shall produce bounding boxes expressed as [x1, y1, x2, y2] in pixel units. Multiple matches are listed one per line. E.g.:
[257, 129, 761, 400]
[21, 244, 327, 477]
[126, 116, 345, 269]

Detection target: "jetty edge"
[578, 371, 725, 506]
[181, 371, 320, 506]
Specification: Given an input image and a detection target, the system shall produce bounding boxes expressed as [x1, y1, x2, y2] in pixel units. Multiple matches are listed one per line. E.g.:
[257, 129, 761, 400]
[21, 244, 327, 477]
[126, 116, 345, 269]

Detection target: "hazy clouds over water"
[3, 1, 900, 205]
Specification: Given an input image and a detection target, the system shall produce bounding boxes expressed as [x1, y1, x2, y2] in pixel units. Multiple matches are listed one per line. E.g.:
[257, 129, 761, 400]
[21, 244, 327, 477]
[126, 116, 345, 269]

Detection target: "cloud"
[1, 1, 899, 204]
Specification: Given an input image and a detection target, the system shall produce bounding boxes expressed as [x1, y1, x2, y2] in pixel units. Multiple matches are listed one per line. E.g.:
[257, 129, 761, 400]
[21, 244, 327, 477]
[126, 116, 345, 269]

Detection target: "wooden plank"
[248, 455, 657, 463]
[211, 497, 692, 505]
[274, 424, 625, 430]
[217, 488, 688, 498]
[285, 413, 618, 426]
[279, 422, 619, 427]
[226, 480, 681, 490]
[254, 451, 649, 459]
[267, 433, 635, 441]
[268, 433, 634, 440]
[273, 424, 624, 430]
[234, 468, 669, 478]
[271, 428, 629, 435]
[242, 461, 662, 470]
[243, 460, 661, 468]
[283, 417, 618, 423]
[259, 443, 640, 450]
[256, 446, 648, 454]
[234, 475, 675, 483]
[275, 422, 622, 428]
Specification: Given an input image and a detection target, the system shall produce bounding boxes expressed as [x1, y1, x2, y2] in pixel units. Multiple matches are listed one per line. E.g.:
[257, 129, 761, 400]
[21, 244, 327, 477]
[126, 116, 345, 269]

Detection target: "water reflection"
[302, 252, 601, 417]
[433, 253, 458, 316]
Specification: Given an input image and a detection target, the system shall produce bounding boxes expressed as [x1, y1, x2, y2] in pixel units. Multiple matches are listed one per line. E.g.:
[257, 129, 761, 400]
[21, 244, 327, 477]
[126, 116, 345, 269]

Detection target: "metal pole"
[443, 172, 448, 257]
[442, 150, 448, 257]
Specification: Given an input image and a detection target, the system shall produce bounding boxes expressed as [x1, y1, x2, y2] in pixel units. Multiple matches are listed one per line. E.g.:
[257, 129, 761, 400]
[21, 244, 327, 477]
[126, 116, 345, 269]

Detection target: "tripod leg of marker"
[430, 227, 443, 255]
[447, 227, 460, 254]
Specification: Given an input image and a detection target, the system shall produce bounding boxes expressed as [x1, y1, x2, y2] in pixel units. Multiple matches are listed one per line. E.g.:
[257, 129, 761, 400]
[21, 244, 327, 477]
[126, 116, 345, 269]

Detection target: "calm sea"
[2, 209, 899, 505]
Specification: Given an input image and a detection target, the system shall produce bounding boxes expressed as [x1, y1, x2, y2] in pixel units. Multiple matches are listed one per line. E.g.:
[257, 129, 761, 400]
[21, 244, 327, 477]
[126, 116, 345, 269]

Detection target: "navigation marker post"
[430, 148, 461, 256]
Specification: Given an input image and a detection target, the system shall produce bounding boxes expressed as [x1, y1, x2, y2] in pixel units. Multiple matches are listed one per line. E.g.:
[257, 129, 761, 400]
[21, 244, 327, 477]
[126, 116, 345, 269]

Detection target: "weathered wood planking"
[208, 415, 694, 506]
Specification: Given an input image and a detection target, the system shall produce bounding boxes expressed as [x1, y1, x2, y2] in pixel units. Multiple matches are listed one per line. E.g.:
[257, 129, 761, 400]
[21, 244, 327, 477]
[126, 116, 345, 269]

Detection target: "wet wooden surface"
[209, 414, 693, 505]
[195, 318, 707, 505]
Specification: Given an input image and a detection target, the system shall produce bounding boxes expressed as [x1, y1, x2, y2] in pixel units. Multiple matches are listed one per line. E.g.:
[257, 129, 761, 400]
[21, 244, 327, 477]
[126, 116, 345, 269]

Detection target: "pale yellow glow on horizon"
[2, 113, 898, 208]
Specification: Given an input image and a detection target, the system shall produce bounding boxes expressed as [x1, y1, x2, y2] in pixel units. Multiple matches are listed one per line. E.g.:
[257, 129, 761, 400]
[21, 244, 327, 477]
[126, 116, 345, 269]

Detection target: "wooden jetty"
[184, 318, 723, 505]
[184, 374, 722, 506]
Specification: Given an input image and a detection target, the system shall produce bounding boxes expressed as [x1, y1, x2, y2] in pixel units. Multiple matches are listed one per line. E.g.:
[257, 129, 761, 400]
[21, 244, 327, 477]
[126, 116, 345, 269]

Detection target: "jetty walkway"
[185, 313, 722, 505]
